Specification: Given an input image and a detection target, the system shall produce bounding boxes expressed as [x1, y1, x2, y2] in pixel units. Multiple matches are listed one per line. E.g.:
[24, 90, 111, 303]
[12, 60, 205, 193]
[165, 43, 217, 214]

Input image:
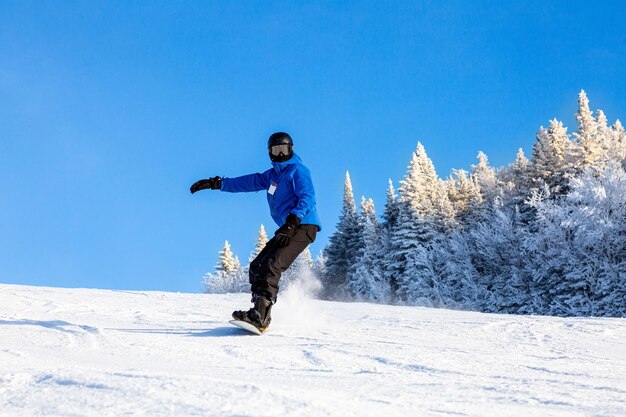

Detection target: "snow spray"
[272, 268, 327, 329]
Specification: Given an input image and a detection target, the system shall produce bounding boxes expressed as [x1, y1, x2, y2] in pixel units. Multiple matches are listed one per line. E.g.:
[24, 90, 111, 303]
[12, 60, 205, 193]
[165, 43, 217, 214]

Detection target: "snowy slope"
[0, 283, 625, 417]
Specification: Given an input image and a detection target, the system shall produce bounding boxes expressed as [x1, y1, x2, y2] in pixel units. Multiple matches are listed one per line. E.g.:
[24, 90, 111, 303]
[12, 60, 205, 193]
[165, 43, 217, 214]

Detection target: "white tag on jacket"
[268, 183, 277, 195]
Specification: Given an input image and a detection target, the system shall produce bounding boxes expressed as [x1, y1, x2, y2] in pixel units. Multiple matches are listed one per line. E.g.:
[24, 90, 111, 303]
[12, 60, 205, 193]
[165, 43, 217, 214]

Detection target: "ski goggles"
[269, 144, 292, 156]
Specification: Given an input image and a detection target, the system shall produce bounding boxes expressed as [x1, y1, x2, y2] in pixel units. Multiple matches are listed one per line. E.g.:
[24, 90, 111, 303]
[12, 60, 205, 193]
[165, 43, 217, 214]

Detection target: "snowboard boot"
[231, 295, 273, 332]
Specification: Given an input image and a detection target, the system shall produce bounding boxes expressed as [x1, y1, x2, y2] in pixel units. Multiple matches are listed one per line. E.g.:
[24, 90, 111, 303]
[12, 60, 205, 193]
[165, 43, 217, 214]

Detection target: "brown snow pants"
[249, 224, 317, 302]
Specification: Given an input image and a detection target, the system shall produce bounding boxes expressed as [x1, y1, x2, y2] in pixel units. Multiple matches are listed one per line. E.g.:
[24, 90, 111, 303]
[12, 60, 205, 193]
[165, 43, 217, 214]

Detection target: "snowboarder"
[190, 132, 321, 332]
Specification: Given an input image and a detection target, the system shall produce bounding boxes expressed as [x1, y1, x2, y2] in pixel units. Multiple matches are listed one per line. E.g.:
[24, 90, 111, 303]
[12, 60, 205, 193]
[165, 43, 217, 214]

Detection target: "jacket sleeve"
[290, 165, 317, 220]
[221, 170, 270, 193]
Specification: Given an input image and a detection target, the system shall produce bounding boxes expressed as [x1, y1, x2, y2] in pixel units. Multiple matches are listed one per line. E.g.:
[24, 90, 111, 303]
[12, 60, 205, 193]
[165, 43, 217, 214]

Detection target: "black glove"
[274, 213, 301, 248]
[190, 177, 222, 194]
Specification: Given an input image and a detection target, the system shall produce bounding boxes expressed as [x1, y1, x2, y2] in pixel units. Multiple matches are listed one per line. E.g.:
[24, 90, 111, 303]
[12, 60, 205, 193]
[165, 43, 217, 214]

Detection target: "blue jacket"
[220, 153, 322, 231]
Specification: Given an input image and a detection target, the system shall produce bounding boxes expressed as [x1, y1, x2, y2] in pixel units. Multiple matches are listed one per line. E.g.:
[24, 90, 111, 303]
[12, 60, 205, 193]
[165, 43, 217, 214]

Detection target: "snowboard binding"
[231, 294, 273, 333]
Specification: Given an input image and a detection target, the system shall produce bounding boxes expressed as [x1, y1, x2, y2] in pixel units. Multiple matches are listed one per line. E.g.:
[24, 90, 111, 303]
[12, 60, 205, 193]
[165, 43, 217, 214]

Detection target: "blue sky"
[1, 1, 625, 292]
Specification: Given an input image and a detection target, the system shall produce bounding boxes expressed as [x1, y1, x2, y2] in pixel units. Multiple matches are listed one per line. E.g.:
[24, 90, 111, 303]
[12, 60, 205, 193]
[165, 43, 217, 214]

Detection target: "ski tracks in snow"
[0, 284, 625, 417]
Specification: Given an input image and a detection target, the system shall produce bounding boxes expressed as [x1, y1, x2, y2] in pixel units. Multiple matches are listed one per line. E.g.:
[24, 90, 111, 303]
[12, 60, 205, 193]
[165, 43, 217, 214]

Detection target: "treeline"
[205, 91, 626, 317]
[322, 90, 625, 317]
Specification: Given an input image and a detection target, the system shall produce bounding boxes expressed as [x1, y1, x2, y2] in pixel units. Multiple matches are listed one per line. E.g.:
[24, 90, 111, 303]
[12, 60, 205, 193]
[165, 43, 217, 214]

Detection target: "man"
[190, 132, 321, 332]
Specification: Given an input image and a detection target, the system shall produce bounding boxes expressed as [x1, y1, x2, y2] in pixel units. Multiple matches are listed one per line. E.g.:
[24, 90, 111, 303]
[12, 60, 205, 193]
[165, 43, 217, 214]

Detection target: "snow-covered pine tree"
[432, 179, 456, 232]
[312, 250, 327, 285]
[248, 224, 268, 263]
[445, 176, 458, 209]
[471, 151, 500, 204]
[398, 143, 438, 215]
[322, 172, 359, 299]
[348, 197, 390, 302]
[500, 148, 533, 215]
[379, 179, 401, 295]
[347, 196, 369, 269]
[530, 119, 574, 195]
[609, 119, 626, 169]
[531, 126, 553, 189]
[510, 148, 531, 192]
[204, 241, 247, 293]
[448, 169, 483, 225]
[216, 241, 237, 274]
[382, 179, 400, 231]
[390, 143, 440, 305]
[301, 246, 314, 269]
[596, 109, 612, 161]
[572, 90, 604, 173]
[503, 148, 530, 183]
[232, 255, 245, 291]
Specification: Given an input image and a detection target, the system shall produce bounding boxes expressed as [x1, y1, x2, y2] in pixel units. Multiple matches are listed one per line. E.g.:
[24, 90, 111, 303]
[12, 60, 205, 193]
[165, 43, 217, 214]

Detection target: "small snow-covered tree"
[381, 179, 400, 231]
[379, 179, 401, 295]
[471, 151, 500, 204]
[448, 169, 483, 225]
[572, 90, 604, 173]
[312, 250, 327, 282]
[500, 148, 533, 213]
[216, 241, 236, 274]
[598, 118, 626, 169]
[204, 241, 248, 293]
[323, 171, 359, 299]
[432, 179, 456, 232]
[248, 224, 268, 263]
[399, 143, 438, 216]
[531, 119, 575, 195]
[596, 109, 612, 159]
[504, 148, 530, 183]
[232, 255, 243, 282]
[608, 119, 626, 168]
[348, 198, 390, 302]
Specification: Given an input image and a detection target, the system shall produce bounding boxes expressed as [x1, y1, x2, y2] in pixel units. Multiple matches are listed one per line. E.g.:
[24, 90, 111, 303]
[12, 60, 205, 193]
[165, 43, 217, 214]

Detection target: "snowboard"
[228, 319, 265, 335]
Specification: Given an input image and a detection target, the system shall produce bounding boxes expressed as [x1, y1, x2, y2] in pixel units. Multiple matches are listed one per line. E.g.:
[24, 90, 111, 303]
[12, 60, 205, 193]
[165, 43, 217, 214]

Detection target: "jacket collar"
[272, 152, 302, 175]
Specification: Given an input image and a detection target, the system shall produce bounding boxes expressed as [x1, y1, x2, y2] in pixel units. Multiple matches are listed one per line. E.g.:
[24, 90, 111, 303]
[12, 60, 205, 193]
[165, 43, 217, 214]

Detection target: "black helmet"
[268, 132, 294, 162]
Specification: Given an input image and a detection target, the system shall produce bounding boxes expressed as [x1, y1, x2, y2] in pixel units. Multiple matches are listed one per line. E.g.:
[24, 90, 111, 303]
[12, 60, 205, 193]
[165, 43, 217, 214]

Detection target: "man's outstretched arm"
[220, 170, 271, 193]
[190, 170, 271, 194]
